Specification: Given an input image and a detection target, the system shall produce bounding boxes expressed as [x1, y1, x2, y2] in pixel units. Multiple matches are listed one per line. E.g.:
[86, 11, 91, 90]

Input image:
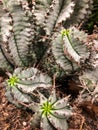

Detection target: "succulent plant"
[5, 67, 52, 106]
[0, 0, 95, 77]
[78, 67, 98, 105]
[30, 88, 73, 130]
[4, 67, 73, 129]
[1, 1, 97, 129]
[40, 26, 96, 78]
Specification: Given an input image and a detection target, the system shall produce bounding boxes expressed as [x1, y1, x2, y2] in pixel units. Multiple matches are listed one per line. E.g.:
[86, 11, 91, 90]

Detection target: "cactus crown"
[61, 29, 70, 38]
[7, 75, 19, 87]
[41, 101, 54, 116]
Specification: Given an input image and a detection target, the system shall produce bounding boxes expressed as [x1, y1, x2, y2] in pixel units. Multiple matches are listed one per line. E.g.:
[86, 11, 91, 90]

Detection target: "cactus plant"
[29, 87, 73, 130]
[5, 67, 52, 106]
[78, 67, 98, 105]
[40, 27, 95, 78]
[0, 0, 94, 76]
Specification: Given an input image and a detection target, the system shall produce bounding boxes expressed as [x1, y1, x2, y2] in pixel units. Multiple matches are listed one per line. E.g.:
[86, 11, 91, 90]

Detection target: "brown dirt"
[0, 76, 98, 130]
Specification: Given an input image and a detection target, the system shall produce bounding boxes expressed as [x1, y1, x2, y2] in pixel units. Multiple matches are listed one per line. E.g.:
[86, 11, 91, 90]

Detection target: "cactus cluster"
[5, 68, 72, 130]
[0, 0, 98, 130]
[4, 67, 72, 130]
[0, 0, 94, 75]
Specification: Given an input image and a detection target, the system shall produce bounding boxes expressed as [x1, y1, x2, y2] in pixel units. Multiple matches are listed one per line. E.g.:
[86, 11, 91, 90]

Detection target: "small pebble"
[23, 121, 27, 126]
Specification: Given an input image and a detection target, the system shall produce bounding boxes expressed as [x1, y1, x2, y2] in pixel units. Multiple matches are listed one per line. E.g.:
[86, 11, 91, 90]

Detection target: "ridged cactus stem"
[0, 0, 95, 77]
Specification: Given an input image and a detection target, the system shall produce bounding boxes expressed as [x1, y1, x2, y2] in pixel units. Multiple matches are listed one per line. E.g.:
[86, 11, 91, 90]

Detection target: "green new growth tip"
[7, 76, 19, 87]
[61, 29, 70, 38]
[41, 101, 54, 116]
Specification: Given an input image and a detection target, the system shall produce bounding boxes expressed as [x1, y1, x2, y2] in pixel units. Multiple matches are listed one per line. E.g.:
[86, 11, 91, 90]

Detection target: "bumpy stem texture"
[0, 0, 94, 77]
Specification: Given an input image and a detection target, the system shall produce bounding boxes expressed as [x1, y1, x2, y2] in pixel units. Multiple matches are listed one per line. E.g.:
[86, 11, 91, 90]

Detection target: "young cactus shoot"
[41, 101, 54, 116]
[7, 76, 19, 87]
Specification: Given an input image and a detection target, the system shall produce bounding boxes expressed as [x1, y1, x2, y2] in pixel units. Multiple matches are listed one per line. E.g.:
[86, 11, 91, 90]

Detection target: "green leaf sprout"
[41, 101, 54, 116]
[7, 76, 19, 87]
[61, 29, 70, 38]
